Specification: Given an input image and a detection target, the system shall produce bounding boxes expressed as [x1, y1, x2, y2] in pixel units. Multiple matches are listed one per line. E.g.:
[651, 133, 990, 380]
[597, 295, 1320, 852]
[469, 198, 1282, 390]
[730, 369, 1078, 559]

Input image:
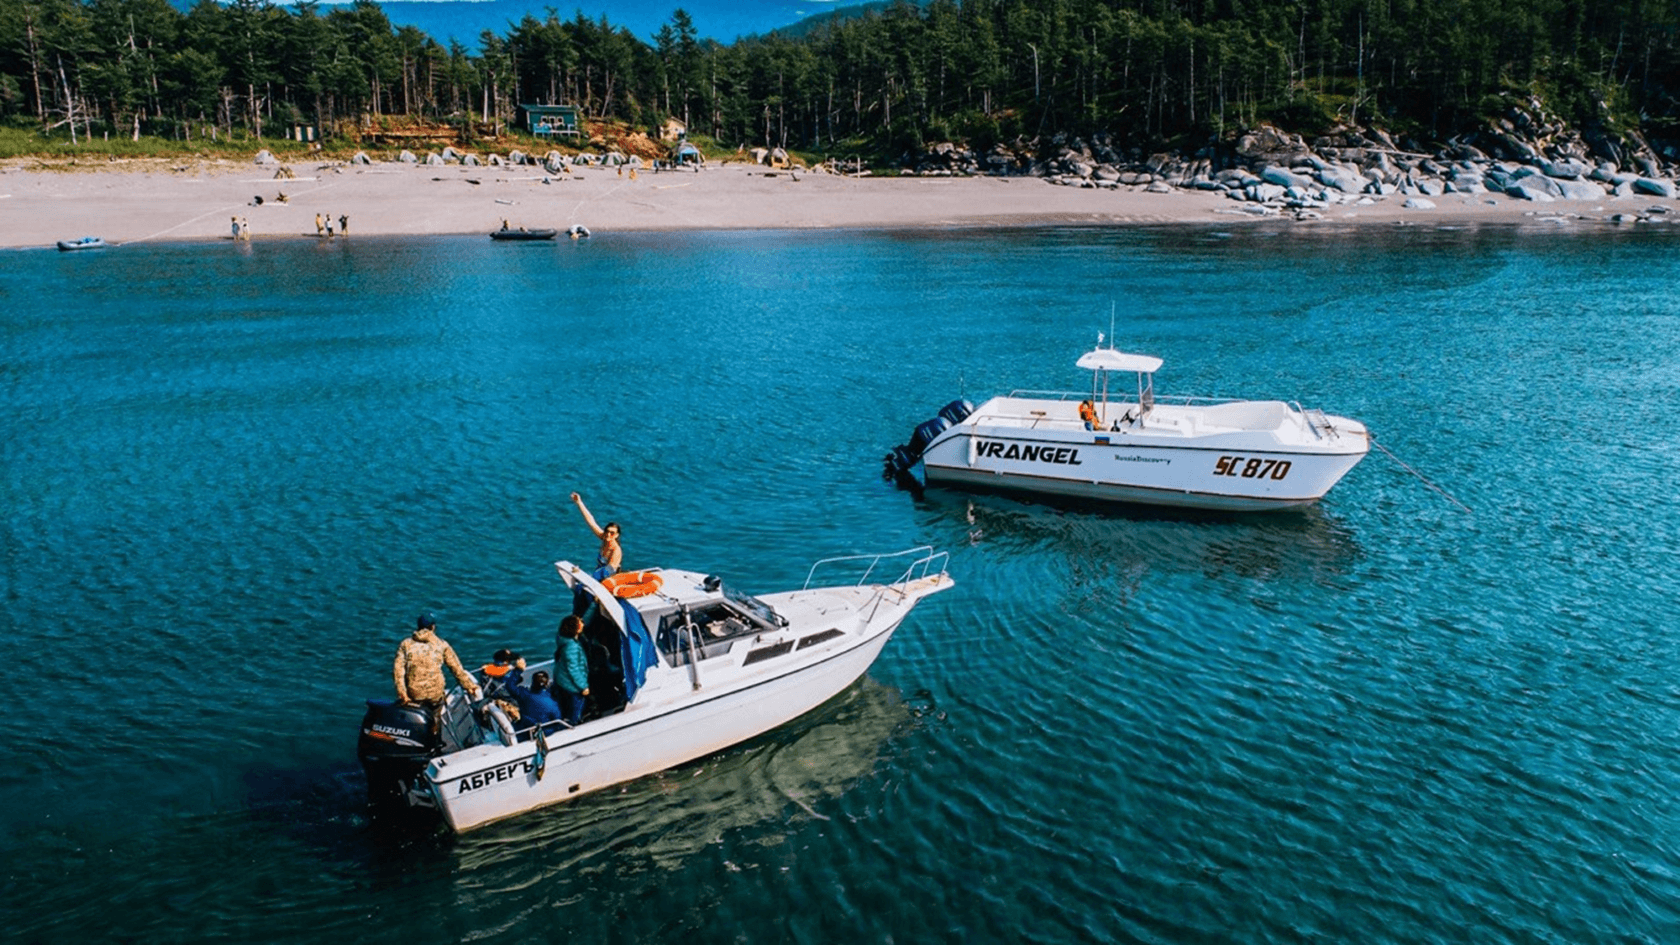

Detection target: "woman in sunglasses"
[570, 491, 623, 580]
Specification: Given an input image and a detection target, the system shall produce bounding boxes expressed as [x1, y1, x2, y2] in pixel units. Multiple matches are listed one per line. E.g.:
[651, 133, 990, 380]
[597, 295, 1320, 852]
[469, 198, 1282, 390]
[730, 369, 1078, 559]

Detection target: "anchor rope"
[1372, 438, 1472, 514]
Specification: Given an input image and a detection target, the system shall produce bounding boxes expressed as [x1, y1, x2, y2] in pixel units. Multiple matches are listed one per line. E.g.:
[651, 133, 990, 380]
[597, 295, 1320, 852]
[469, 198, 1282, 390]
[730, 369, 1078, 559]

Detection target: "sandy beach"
[2, 156, 1673, 249]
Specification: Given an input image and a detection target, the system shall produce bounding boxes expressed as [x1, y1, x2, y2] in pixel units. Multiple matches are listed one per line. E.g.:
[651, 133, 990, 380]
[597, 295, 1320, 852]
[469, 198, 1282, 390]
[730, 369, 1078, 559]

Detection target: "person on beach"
[394, 614, 481, 730]
[325, 215, 334, 237]
[239, 217, 250, 241]
[552, 615, 591, 726]
[570, 492, 621, 578]
[231, 216, 240, 240]
[339, 214, 348, 236]
[315, 213, 324, 236]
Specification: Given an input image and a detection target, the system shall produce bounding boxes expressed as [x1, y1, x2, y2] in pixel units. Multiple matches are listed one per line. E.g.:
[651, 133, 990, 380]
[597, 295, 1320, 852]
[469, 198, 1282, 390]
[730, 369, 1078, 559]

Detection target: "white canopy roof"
[1076, 348, 1163, 373]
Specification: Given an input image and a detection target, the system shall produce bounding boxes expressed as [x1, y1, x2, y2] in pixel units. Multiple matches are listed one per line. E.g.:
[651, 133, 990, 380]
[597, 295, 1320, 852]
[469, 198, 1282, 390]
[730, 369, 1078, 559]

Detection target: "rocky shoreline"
[907, 104, 1680, 224]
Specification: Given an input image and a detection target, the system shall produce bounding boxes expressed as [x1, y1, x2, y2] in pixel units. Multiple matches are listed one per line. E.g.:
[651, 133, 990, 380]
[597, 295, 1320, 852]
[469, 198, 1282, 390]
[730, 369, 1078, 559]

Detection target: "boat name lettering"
[1214, 456, 1292, 480]
[976, 441, 1082, 465]
[457, 759, 535, 794]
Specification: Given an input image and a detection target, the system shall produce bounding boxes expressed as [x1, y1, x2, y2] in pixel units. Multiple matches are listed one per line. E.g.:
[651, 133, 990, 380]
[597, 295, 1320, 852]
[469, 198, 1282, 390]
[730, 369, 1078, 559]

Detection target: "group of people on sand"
[314, 213, 349, 237]
[391, 492, 622, 733]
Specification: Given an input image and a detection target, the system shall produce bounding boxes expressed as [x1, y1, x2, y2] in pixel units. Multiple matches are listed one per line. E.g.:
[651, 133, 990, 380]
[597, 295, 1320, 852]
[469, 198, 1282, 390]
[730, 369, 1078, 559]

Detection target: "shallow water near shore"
[4, 224, 1680, 943]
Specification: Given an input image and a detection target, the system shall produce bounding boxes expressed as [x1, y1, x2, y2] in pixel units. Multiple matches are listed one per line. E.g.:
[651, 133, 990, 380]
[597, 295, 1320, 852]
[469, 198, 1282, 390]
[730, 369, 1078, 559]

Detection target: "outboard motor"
[907, 416, 950, 458]
[358, 699, 438, 809]
[936, 399, 974, 427]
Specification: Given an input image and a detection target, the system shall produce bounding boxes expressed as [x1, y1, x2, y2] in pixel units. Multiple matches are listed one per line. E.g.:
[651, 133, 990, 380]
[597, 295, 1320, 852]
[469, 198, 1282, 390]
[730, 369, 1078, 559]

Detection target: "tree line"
[2, 0, 1677, 154]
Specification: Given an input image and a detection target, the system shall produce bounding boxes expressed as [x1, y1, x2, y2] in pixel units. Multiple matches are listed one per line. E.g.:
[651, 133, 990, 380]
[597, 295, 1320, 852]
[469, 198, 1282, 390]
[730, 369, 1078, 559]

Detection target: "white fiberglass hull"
[423, 568, 947, 833]
[920, 403, 1368, 511]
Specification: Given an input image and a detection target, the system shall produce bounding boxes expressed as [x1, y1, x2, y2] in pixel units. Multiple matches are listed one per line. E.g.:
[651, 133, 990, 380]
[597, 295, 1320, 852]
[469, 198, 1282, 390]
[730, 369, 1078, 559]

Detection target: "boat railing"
[802, 545, 949, 591]
[1007, 388, 1245, 408]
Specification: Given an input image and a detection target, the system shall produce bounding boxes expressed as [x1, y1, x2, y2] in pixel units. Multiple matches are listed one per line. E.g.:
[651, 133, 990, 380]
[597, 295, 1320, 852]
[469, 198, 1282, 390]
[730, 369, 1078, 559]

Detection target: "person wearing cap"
[394, 613, 481, 709]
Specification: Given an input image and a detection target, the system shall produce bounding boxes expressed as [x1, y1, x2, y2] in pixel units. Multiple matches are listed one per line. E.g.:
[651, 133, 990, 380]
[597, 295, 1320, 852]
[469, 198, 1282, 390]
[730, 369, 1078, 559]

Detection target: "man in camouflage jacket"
[395, 613, 481, 705]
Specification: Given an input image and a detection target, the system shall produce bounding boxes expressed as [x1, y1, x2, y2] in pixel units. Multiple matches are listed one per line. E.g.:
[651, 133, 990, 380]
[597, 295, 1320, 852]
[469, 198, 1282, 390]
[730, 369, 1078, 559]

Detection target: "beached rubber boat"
[489, 227, 557, 241]
[56, 236, 107, 251]
[885, 341, 1369, 511]
[358, 546, 951, 832]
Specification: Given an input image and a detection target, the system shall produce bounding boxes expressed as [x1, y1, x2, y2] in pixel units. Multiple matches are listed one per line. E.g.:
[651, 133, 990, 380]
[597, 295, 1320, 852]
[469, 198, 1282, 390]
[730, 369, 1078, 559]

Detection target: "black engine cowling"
[358, 699, 438, 807]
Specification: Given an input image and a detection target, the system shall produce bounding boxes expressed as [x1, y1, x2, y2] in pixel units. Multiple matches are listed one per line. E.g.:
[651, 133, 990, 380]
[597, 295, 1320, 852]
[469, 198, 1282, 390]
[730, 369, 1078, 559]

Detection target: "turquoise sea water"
[4, 224, 1679, 943]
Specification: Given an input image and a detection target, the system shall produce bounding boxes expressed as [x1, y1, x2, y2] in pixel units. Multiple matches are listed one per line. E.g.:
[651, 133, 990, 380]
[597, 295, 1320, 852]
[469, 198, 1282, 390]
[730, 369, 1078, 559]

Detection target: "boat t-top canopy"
[1077, 348, 1162, 374]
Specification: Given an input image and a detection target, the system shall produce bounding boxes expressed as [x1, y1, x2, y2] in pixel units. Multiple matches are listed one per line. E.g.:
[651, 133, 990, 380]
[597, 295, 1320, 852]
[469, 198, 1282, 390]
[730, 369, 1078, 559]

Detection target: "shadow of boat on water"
[912, 488, 1364, 594]
[448, 675, 917, 875]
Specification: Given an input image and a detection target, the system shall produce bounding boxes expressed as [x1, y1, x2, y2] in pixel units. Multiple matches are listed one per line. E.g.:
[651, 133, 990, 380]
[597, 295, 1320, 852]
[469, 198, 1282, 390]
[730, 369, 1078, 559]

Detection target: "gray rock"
[1610, 213, 1639, 224]
[1542, 159, 1588, 180]
[1418, 179, 1445, 197]
[1507, 177, 1559, 201]
[1446, 179, 1488, 195]
[1093, 164, 1121, 182]
[1403, 197, 1437, 210]
[1366, 181, 1397, 196]
[462, 154, 481, 166]
[1190, 178, 1223, 191]
[351, 151, 372, 165]
[1261, 165, 1314, 189]
[1613, 180, 1635, 197]
[1246, 182, 1287, 202]
[1634, 177, 1677, 198]
[399, 149, 418, 163]
[1319, 169, 1365, 193]
[424, 153, 444, 166]
[1556, 178, 1605, 200]
[1589, 162, 1618, 183]
[1145, 180, 1174, 193]
[253, 149, 276, 165]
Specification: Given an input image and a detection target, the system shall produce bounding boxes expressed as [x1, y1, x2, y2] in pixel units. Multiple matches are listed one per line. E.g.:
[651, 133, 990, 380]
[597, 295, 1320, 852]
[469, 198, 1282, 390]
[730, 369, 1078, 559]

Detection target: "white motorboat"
[885, 343, 1369, 511]
[358, 546, 952, 832]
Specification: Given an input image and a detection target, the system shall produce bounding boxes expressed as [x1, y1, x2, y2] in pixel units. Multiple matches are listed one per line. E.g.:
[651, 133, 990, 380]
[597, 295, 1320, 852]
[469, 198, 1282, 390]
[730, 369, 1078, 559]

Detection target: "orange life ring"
[600, 570, 663, 598]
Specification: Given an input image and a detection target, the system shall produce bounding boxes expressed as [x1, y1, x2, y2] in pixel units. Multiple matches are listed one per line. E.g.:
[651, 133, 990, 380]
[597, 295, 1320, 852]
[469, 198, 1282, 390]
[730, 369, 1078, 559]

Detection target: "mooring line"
[1372, 439, 1472, 513]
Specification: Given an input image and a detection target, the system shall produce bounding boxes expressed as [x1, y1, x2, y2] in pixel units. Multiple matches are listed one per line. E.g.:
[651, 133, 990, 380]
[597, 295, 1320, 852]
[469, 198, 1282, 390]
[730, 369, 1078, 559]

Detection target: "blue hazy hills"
[304, 0, 873, 45]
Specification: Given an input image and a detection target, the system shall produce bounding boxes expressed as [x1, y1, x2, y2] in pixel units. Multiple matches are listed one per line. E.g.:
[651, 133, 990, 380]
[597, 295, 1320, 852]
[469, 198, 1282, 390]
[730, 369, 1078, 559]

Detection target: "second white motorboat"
[358, 546, 951, 832]
[885, 341, 1369, 511]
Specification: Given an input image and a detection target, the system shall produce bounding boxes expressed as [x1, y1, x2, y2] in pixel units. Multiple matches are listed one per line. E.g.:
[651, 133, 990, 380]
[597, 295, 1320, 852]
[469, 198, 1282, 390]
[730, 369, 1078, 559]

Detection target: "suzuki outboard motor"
[358, 699, 439, 809]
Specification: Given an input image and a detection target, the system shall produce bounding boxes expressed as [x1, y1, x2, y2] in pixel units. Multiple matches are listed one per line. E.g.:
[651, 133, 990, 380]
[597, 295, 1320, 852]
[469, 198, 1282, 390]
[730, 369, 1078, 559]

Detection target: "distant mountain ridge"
[194, 0, 881, 45]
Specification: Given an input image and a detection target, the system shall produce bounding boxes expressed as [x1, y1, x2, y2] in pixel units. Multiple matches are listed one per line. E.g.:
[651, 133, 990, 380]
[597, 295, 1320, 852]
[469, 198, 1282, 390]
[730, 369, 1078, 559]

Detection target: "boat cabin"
[1075, 345, 1163, 427]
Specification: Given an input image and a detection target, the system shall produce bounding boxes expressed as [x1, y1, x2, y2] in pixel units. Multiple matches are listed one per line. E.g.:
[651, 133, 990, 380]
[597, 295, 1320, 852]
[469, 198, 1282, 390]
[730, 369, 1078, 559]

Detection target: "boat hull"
[427, 620, 900, 832]
[922, 427, 1367, 511]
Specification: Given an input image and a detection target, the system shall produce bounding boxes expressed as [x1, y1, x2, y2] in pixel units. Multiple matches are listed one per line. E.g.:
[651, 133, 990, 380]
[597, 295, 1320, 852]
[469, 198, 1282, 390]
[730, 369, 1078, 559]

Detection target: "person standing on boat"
[394, 613, 481, 714]
[552, 615, 591, 726]
[570, 492, 622, 579]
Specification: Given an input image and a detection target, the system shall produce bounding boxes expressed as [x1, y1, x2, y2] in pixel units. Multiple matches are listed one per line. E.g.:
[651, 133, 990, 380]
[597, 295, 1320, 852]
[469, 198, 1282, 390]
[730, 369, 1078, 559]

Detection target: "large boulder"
[1317, 167, 1365, 193]
[253, 149, 277, 165]
[1555, 178, 1605, 200]
[1507, 176, 1561, 201]
[351, 151, 372, 165]
[398, 149, 417, 163]
[1633, 177, 1677, 198]
[1542, 159, 1588, 180]
[1260, 165, 1314, 189]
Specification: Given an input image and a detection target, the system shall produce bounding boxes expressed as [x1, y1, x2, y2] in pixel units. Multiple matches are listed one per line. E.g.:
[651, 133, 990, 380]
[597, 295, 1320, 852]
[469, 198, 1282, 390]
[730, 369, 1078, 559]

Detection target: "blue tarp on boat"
[617, 601, 660, 702]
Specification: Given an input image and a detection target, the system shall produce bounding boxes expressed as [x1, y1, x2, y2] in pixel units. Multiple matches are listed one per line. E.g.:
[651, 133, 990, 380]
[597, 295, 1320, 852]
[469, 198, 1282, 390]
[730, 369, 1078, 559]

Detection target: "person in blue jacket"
[552, 615, 591, 726]
[506, 670, 561, 732]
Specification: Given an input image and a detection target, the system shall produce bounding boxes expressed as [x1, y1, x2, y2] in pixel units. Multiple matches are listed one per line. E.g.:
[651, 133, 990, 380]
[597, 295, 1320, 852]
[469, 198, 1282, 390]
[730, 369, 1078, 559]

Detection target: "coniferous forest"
[1, 0, 1678, 157]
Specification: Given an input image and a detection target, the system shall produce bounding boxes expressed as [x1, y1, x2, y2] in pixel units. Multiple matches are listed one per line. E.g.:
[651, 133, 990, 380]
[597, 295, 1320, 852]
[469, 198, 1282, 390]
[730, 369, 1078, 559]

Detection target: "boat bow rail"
[802, 545, 950, 594]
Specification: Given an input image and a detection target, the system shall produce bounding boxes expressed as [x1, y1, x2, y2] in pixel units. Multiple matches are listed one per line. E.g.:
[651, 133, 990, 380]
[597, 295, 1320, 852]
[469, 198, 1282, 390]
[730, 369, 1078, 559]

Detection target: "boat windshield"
[723, 584, 785, 630]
